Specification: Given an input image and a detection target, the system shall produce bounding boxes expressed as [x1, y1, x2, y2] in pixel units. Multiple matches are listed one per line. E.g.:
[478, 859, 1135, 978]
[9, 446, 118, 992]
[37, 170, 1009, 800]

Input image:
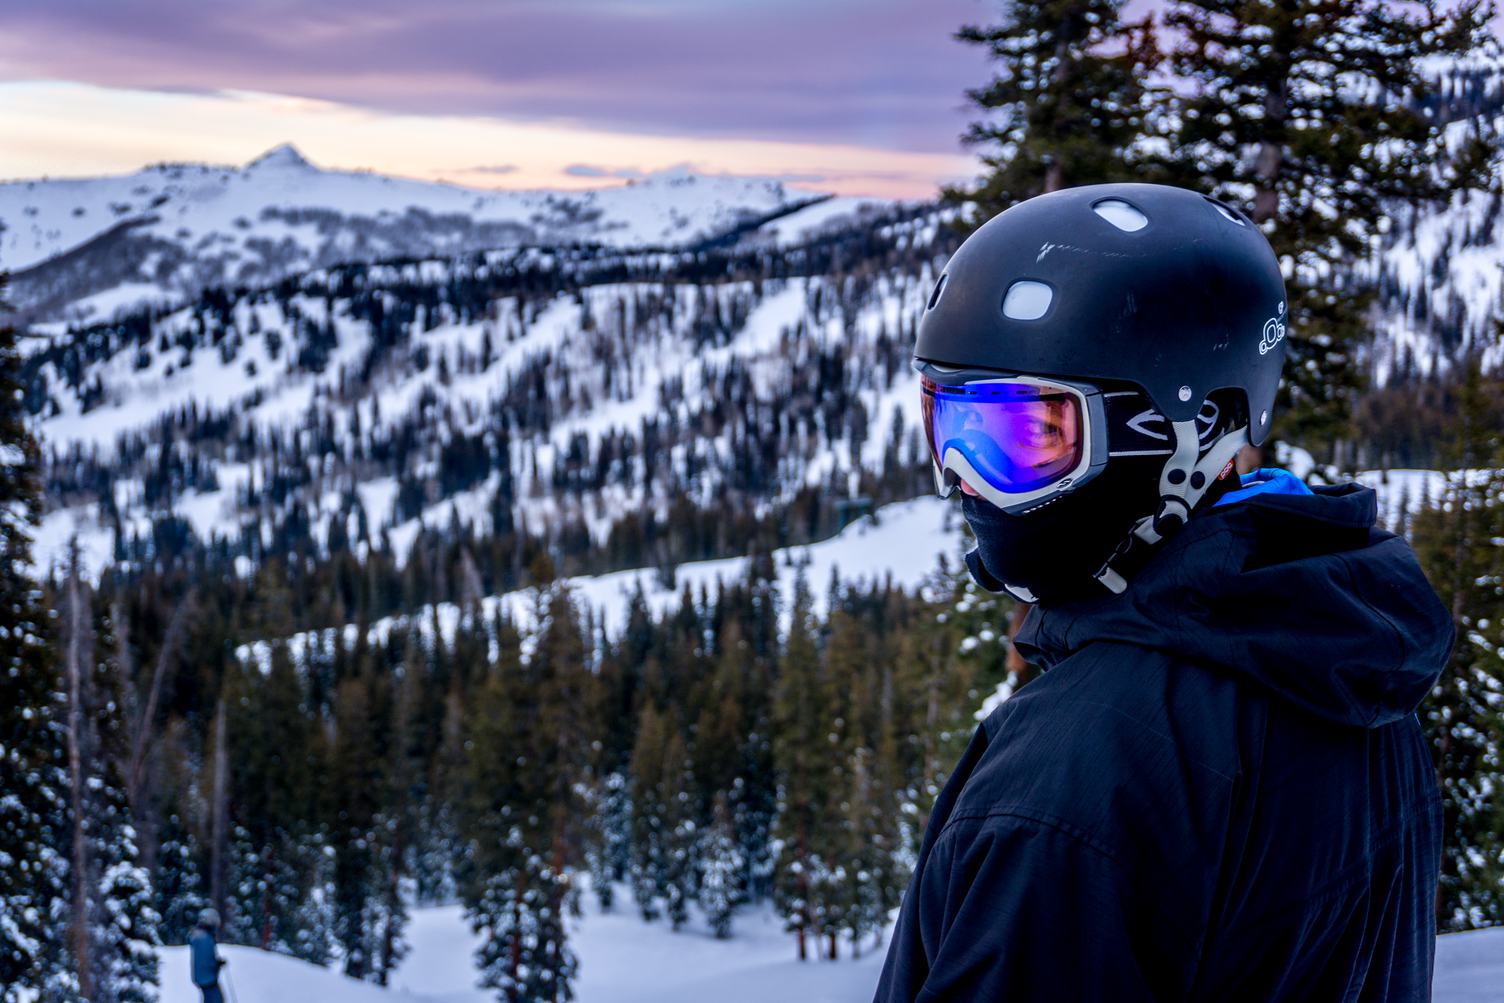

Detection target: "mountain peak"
[246, 143, 314, 171]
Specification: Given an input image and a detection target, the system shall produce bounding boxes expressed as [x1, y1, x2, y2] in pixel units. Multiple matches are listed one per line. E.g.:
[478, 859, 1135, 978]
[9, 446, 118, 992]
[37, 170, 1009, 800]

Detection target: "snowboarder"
[189, 908, 228, 1003]
[874, 184, 1449, 1000]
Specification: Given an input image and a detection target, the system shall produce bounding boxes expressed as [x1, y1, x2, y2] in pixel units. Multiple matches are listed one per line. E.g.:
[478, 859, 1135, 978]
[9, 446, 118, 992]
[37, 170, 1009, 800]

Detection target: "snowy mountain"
[16, 58, 1504, 603]
[0, 144, 881, 326]
[27, 207, 949, 604]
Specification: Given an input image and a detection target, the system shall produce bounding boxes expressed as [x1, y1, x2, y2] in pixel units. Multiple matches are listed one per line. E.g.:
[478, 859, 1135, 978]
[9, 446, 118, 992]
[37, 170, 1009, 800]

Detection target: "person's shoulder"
[947, 640, 1243, 853]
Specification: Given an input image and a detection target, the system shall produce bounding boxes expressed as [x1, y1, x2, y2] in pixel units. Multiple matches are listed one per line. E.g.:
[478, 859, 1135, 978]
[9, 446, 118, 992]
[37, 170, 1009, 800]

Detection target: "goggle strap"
[1095, 424, 1251, 594]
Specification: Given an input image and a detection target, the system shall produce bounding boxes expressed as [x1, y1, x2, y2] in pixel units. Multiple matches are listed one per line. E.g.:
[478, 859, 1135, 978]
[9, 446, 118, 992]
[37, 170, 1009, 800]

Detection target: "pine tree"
[472, 842, 577, 1003]
[584, 770, 630, 912]
[0, 272, 73, 1001]
[1410, 354, 1504, 929]
[949, 0, 1156, 221]
[225, 646, 323, 957]
[292, 831, 337, 967]
[1160, 0, 1494, 447]
[812, 603, 866, 960]
[460, 607, 578, 1003]
[329, 664, 404, 981]
[659, 728, 697, 932]
[527, 584, 591, 983]
[697, 795, 744, 939]
[772, 573, 824, 960]
[153, 810, 206, 945]
[629, 704, 669, 922]
[68, 578, 160, 1003]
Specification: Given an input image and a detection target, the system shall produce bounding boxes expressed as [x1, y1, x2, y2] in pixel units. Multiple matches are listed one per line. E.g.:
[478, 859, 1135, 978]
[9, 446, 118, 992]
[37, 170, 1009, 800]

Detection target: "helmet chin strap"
[1091, 420, 1249, 595]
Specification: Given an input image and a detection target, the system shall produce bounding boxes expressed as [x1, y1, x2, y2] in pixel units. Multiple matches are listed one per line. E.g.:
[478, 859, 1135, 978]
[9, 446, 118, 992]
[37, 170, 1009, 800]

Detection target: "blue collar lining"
[1213, 467, 1313, 507]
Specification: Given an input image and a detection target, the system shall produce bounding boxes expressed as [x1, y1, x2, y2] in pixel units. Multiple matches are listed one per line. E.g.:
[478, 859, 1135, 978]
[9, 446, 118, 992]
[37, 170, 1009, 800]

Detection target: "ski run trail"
[156, 891, 1500, 1002]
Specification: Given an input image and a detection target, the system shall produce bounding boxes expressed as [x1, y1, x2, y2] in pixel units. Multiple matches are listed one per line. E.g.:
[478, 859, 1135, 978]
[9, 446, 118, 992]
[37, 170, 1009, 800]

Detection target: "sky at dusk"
[0, 0, 1036, 199]
[6, 1, 1477, 199]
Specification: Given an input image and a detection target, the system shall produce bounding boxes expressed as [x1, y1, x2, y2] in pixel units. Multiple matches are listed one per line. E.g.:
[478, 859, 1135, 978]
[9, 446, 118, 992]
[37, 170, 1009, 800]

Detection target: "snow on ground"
[1355, 468, 1447, 528]
[153, 899, 1504, 1003]
[159, 943, 431, 1003]
[31, 503, 116, 576]
[1434, 926, 1504, 1003]
[393, 895, 886, 1003]
[751, 196, 893, 246]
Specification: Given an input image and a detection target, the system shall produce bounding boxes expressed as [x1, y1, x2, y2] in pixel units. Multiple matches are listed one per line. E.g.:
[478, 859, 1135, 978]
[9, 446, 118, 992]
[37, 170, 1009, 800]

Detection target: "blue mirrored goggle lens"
[921, 378, 1084, 494]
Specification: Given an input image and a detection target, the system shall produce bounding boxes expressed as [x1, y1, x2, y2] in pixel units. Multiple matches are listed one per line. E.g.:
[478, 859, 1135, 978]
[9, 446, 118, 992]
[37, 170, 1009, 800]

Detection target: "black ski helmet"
[915, 183, 1289, 600]
[918, 183, 1286, 441]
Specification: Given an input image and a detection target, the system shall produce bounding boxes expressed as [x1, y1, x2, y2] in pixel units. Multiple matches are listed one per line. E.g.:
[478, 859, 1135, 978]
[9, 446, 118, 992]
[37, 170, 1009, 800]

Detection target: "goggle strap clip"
[1095, 424, 1251, 594]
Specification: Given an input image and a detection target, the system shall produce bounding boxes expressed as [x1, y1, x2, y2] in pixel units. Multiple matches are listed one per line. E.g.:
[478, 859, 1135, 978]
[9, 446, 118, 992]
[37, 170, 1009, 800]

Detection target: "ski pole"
[223, 964, 240, 1003]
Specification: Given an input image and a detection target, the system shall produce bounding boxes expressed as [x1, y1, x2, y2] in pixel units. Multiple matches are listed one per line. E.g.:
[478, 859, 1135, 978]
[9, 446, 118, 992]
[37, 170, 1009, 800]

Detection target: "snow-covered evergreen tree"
[583, 770, 630, 912]
[1160, 0, 1495, 445]
[697, 796, 744, 939]
[1411, 355, 1504, 930]
[293, 834, 337, 967]
[0, 274, 73, 1001]
[471, 837, 578, 1003]
[95, 849, 160, 1003]
[153, 811, 206, 945]
[54, 546, 160, 1003]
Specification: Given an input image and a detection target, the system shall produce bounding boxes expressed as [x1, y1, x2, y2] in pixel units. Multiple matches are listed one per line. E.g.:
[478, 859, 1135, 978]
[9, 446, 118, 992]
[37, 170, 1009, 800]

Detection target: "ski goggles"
[918, 365, 1109, 513]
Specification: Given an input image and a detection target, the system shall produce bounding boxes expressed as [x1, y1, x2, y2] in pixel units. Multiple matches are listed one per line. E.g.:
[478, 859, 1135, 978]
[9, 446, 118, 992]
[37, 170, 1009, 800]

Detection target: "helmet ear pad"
[961, 451, 1165, 606]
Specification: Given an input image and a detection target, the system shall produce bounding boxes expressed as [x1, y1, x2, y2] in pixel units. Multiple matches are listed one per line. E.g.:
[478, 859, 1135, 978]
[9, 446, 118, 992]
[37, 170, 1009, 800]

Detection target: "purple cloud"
[0, 0, 993, 153]
[462, 164, 520, 175]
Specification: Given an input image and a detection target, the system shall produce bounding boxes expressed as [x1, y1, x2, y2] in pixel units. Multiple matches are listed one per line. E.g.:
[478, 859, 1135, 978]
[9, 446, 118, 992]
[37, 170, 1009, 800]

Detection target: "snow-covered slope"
[396, 898, 887, 1003]
[154, 899, 1504, 1003]
[27, 210, 945, 585]
[237, 495, 965, 670]
[158, 943, 430, 1003]
[1433, 926, 1504, 1003]
[0, 144, 833, 324]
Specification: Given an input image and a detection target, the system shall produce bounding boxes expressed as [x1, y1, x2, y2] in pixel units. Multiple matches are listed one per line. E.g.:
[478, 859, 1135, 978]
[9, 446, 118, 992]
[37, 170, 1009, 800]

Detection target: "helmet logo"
[1259, 302, 1287, 356]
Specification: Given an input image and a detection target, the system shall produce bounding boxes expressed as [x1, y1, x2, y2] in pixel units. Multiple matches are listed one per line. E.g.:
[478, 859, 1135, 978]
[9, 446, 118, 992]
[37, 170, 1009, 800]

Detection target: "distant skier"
[189, 908, 228, 1003]
[875, 184, 1449, 1000]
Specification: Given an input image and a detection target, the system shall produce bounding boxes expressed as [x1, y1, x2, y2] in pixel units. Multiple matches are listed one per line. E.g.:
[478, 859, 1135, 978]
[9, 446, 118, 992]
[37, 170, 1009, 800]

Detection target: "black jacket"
[874, 483, 1450, 1001]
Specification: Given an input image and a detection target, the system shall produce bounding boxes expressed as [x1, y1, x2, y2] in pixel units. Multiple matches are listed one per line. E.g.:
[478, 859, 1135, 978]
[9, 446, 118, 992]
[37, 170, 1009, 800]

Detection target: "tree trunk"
[1253, 79, 1288, 224]
[211, 696, 230, 921]
[129, 592, 192, 813]
[64, 559, 93, 1000]
[1044, 162, 1065, 195]
[1043, 30, 1072, 195]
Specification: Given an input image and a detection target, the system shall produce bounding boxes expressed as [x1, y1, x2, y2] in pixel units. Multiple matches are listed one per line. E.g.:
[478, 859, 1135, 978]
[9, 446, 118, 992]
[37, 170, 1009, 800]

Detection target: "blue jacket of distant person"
[189, 926, 222, 989]
[874, 476, 1450, 1001]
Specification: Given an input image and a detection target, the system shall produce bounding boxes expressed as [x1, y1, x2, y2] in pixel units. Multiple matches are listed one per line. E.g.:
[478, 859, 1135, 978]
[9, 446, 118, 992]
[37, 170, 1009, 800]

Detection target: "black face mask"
[956, 387, 1246, 605]
[961, 453, 1164, 605]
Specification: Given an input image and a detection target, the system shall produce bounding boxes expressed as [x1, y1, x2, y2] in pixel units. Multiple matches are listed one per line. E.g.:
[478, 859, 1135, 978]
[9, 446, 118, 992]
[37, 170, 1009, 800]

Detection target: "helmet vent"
[1092, 198, 1148, 232]
[1205, 197, 1246, 226]
[927, 273, 947, 311]
[1002, 280, 1053, 320]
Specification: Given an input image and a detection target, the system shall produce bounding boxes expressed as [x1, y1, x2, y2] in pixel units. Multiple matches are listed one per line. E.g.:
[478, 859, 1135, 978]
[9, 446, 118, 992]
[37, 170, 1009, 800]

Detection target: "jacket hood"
[1014, 483, 1454, 727]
